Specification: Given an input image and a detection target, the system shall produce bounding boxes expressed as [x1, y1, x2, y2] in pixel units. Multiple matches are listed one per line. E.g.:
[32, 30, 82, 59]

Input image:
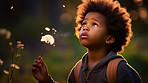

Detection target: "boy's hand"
[32, 56, 49, 83]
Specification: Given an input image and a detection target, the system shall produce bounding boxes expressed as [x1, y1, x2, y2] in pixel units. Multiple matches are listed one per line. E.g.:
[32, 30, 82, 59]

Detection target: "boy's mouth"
[80, 32, 88, 39]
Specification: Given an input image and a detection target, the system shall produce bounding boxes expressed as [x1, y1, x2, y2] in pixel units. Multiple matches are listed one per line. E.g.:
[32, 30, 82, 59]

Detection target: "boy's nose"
[83, 25, 90, 31]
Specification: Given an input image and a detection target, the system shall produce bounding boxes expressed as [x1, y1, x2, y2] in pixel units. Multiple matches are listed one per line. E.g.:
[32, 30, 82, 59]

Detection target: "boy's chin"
[80, 42, 89, 48]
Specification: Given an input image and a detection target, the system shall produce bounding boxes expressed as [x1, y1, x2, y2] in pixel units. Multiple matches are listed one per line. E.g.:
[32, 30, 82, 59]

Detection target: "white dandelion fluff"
[63, 4, 66, 8]
[45, 27, 50, 31]
[41, 34, 55, 45]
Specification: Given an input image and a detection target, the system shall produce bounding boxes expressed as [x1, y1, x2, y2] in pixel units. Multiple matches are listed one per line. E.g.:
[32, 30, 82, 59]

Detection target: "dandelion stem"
[8, 46, 14, 83]
[41, 44, 48, 57]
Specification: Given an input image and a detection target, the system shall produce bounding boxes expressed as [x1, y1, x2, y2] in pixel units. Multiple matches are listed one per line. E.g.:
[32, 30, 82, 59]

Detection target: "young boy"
[32, 0, 142, 83]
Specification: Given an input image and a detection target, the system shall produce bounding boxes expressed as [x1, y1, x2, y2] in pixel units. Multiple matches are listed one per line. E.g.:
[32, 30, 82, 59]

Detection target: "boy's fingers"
[33, 62, 42, 69]
[38, 56, 41, 60]
[34, 59, 38, 63]
[32, 67, 39, 72]
[40, 57, 46, 66]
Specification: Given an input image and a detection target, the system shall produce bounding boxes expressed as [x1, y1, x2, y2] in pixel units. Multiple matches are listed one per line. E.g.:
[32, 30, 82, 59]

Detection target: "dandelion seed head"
[0, 59, 3, 65]
[3, 70, 9, 75]
[41, 34, 55, 45]
[45, 27, 50, 31]
[10, 64, 20, 70]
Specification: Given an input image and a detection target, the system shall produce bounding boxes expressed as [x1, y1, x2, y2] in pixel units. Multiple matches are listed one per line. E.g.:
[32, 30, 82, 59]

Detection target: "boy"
[32, 0, 142, 83]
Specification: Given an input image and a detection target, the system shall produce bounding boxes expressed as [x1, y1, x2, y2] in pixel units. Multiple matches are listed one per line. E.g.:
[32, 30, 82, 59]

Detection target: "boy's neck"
[87, 48, 109, 63]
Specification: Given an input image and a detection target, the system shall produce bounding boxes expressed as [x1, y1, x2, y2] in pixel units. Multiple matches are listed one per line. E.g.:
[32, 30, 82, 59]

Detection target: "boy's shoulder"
[117, 61, 142, 83]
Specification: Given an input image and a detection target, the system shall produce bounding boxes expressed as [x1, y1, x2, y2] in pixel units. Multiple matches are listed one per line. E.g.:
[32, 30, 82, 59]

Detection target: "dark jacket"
[47, 51, 142, 83]
[68, 51, 142, 83]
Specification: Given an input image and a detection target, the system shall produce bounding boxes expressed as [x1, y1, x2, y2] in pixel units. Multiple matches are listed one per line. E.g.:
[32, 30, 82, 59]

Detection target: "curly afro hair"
[75, 0, 133, 53]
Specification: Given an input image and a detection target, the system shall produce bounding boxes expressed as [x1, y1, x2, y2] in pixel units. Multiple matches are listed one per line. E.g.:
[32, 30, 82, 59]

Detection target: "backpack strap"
[106, 58, 125, 83]
[74, 60, 82, 83]
[74, 58, 125, 83]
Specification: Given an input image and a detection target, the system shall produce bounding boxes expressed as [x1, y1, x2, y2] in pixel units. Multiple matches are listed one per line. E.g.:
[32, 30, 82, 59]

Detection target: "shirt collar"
[81, 51, 123, 72]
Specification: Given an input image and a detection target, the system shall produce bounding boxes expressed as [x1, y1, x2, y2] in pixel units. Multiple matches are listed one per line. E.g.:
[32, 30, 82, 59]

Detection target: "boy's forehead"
[84, 12, 106, 23]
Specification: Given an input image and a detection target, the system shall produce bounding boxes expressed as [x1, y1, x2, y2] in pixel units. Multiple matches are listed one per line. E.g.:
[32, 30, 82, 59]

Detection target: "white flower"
[41, 34, 55, 45]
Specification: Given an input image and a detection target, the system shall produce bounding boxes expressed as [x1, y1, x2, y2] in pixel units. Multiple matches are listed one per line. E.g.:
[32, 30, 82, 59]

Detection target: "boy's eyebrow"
[83, 18, 102, 25]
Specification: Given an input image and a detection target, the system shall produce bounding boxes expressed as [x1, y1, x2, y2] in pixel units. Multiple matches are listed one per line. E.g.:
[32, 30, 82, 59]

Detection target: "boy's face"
[79, 12, 108, 49]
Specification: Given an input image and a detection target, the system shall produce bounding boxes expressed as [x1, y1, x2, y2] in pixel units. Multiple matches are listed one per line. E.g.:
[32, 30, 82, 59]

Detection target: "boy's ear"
[105, 35, 115, 44]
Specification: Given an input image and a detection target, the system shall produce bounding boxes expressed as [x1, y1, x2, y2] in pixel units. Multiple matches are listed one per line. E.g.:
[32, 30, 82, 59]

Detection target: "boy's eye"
[93, 23, 98, 27]
[82, 23, 87, 27]
[81, 23, 87, 29]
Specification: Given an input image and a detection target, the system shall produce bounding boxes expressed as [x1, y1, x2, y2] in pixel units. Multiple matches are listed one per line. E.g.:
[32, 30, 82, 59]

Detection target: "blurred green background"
[0, 0, 148, 83]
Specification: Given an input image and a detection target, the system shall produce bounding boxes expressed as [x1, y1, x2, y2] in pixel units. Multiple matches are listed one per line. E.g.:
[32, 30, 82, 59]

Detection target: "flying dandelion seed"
[45, 27, 50, 31]
[63, 4, 66, 8]
[3, 70, 9, 75]
[52, 28, 55, 31]
[10, 64, 20, 70]
[41, 34, 55, 45]
[54, 30, 57, 32]
[10, 6, 14, 10]
[0, 59, 3, 65]
[40, 26, 57, 57]
[41, 33, 43, 35]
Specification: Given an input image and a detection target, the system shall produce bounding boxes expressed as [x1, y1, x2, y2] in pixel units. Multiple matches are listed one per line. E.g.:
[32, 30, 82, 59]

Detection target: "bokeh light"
[130, 10, 139, 20]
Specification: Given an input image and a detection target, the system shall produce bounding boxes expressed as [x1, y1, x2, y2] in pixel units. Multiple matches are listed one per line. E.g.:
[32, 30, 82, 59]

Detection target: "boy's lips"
[80, 32, 88, 39]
